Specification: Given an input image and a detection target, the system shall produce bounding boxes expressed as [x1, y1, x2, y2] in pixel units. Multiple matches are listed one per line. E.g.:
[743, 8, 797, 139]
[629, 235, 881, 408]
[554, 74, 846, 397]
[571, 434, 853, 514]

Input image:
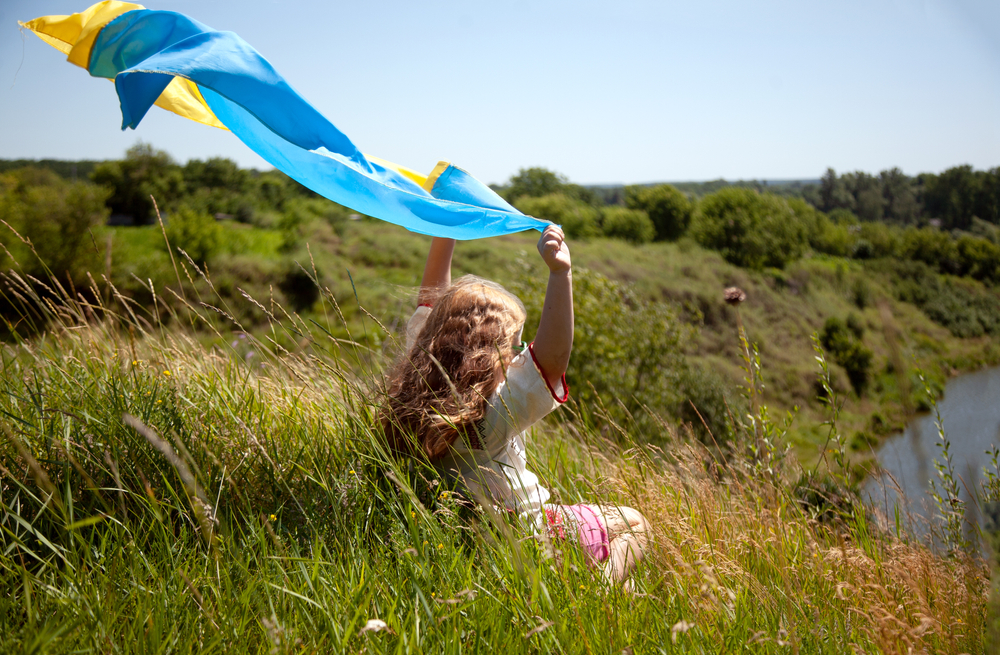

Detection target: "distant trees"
[91, 143, 183, 224]
[922, 165, 1000, 229]
[817, 164, 1000, 229]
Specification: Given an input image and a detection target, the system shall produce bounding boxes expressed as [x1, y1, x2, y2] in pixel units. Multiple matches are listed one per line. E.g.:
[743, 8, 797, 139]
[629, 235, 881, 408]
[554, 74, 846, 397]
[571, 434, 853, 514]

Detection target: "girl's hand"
[537, 225, 571, 273]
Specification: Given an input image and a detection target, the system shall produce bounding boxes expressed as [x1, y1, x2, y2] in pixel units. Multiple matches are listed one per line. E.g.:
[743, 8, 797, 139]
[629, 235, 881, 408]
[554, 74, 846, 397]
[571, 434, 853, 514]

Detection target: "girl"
[382, 225, 649, 587]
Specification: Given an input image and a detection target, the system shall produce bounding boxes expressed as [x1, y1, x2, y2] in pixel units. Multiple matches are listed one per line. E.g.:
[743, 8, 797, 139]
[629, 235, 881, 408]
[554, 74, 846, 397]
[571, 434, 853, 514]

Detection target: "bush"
[515, 268, 689, 439]
[514, 193, 602, 239]
[879, 259, 1000, 337]
[624, 184, 692, 241]
[600, 207, 655, 244]
[279, 262, 320, 312]
[691, 188, 807, 269]
[675, 364, 743, 447]
[820, 317, 873, 396]
[0, 169, 109, 281]
[165, 206, 221, 265]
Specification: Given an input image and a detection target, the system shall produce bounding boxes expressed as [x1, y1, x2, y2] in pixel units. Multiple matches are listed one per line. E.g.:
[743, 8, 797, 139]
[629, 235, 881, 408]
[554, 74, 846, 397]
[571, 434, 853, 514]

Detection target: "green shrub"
[600, 207, 655, 244]
[691, 188, 807, 269]
[675, 363, 742, 447]
[624, 184, 692, 241]
[0, 169, 109, 281]
[820, 317, 873, 396]
[165, 206, 221, 265]
[515, 268, 689, 438]
[857, 222, 901, 259]
[514, 193, 602, 239]
[879, 259, 1000, 337]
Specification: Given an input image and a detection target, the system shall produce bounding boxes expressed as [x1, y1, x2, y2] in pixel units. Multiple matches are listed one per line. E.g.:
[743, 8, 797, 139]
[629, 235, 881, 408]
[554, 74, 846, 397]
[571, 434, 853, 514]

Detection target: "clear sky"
[2, 0, 999, 185]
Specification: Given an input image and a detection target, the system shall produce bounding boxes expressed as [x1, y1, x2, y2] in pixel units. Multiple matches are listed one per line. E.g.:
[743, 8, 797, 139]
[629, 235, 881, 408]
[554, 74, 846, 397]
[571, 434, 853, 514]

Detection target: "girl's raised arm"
[532, 225, 574, 389]
[417, 237, 456, 306]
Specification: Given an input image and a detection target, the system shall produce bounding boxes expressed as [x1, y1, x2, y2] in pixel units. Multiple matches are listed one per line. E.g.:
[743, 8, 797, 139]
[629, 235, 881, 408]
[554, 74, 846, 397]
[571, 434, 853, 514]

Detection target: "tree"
[880, 167, 920, 224]
[818, 168, 854, 213]
[91, 143, 183, 224]
[691, 188, 807, 269]
[923, 165, 982, 230]
[624, 184, 692, 241]
[505, 167, 567, 202]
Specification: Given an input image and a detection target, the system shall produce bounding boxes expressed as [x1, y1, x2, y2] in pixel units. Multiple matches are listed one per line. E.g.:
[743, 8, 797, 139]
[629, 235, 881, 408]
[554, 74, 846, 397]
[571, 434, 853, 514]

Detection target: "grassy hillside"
[0, 270, 989, 653]
[92, 218, 1000, 469]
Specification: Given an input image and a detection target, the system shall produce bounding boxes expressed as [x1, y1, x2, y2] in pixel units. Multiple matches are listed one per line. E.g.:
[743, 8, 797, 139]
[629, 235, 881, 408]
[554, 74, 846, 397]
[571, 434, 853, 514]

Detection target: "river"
[864, 365, 1000, 545]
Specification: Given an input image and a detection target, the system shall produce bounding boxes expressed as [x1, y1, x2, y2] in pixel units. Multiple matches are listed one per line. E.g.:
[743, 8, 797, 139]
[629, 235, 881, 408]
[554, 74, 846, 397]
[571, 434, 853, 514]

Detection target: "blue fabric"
[88, 9, 547, 240]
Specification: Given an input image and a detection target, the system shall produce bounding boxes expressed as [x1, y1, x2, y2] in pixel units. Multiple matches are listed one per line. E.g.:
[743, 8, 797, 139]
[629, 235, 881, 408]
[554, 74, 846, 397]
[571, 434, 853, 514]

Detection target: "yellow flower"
[579, 585, 587, 590]
[440, 491, 448, 499]
[269, 514, 277, 522]
[132, 360, 138, 366]
[163, 370, 171, 376]
[437, 543, 443, 550]
[156, 399, 162, 404]
[422, 540, 428, 546]
[410, 511, 415, 518]
[349, 469, 356, 475]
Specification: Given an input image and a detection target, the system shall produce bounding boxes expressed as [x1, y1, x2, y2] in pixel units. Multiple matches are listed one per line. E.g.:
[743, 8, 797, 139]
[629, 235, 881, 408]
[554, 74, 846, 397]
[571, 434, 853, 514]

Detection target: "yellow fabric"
[423, 161, 451, 193]
[365, 155, 429, 188]
[155, 78, 227, 130]
[22, 2, 225, 130]
[19, 1, 144, 69]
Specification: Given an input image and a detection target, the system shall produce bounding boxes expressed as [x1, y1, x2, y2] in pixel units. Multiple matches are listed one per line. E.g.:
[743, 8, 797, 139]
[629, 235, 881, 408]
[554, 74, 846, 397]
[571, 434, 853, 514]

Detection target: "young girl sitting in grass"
[382, 225, 649, 588]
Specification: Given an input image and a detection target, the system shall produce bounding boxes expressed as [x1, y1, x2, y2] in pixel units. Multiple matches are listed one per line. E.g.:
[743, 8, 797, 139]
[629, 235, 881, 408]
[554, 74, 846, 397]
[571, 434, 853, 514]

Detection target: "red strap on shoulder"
[527, 342, 569, 403]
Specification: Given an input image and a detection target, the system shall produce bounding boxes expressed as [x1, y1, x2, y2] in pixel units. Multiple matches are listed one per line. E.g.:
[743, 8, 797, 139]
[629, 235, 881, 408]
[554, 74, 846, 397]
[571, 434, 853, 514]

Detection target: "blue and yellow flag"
[21, 2, 547, 240]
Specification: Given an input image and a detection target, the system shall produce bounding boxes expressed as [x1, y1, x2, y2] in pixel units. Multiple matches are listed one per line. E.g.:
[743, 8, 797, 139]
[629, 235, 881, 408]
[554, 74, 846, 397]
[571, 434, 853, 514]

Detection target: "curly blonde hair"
[382, 275, 527, 460]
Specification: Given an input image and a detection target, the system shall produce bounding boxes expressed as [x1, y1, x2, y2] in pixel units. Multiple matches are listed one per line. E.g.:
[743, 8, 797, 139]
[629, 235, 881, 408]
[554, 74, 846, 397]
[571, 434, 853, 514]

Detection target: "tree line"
[3, 147, 1000, 284]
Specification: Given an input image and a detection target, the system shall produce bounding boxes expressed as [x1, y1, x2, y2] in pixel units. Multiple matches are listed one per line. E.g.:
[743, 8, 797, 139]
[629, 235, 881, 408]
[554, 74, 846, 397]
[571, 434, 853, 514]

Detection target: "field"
[0, 225, 994, 653]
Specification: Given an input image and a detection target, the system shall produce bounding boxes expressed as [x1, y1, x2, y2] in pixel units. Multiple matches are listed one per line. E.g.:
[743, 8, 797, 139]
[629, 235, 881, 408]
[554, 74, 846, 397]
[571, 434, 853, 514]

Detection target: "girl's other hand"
[537, 224, 571, 273]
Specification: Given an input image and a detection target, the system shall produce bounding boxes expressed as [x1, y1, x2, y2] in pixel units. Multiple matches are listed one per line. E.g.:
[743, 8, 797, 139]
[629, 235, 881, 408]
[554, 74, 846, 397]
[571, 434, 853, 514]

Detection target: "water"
[864, 365, 1000, 541]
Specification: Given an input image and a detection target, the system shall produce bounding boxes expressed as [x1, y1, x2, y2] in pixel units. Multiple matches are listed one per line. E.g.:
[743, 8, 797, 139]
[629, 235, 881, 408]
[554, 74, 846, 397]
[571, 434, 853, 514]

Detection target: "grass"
[0, 243, 991, 653]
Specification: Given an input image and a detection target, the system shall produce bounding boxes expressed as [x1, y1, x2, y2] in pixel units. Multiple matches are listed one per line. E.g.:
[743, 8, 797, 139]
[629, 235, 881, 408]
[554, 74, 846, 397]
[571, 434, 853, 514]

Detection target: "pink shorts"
[544, 504, 610, 562]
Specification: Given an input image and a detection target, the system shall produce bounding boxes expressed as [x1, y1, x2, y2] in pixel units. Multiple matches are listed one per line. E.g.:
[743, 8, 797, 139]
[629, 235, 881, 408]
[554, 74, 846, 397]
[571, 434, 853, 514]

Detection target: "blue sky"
[3, 0, 999, 185]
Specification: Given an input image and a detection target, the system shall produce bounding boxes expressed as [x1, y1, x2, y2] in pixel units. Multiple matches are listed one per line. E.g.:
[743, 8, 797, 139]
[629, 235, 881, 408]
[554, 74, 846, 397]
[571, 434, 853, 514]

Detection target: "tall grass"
[0, 231, 990, 653]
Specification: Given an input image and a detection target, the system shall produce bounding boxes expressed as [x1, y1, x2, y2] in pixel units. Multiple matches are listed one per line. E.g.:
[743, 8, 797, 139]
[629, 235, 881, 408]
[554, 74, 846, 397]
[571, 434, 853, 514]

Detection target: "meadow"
[0, 227, 993, 653]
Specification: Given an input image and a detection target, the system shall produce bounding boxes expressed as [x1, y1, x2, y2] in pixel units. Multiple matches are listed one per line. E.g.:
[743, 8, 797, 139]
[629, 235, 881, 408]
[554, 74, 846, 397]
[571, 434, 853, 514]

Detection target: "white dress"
[405, 305, 568, 528]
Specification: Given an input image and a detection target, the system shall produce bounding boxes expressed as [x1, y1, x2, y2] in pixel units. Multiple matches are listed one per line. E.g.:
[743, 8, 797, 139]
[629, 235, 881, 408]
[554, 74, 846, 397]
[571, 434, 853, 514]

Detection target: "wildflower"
[410, 511, 416, 518]
[437, 543, 443, 550]
[724, 287, 746, 305]
[579, 584, 586, 590]
[423, 540, 428, 546]
[269, 514, 277, 522]
[132, 360, 138, 366]
[439, 491, 448, 499]
[349, 469, 356, 475]
[163, 370, 171, 376]
[156, 399, 162, 404]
